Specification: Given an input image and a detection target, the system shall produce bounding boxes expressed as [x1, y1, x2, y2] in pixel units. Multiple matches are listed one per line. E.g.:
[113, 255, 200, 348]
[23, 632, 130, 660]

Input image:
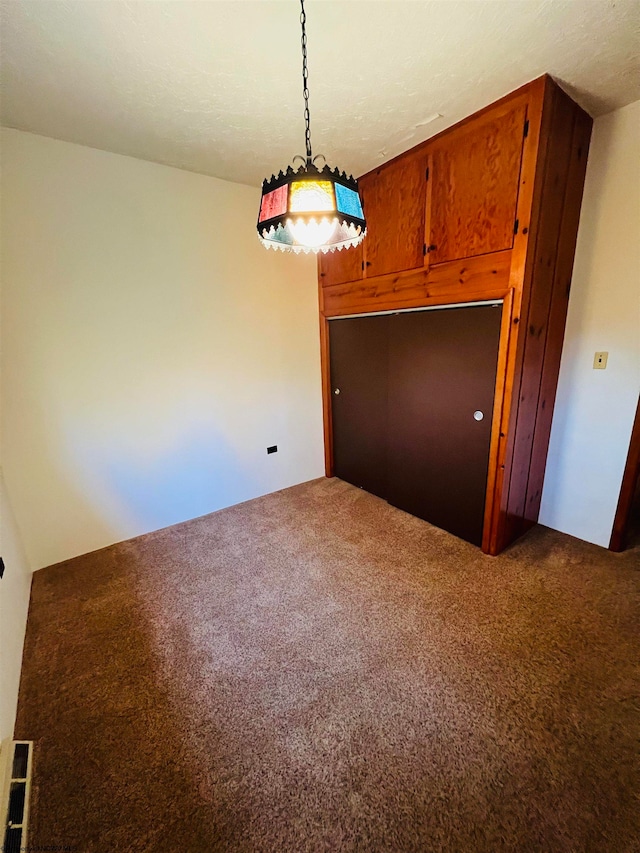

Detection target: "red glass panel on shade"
[259, 185, 288, 223]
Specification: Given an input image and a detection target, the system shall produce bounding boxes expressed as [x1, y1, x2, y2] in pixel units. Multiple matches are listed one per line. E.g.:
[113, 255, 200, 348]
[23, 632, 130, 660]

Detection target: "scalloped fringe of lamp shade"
[258, 219, 366, 254]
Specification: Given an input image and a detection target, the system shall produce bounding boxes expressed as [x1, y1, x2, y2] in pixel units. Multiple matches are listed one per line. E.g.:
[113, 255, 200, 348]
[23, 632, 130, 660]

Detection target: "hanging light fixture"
[257, 0, 366, 254]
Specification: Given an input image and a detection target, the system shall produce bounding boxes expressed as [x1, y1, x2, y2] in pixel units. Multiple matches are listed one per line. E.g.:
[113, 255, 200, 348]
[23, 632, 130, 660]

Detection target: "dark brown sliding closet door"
[386, 305, 501, 545]
[329, 315, 389, 499]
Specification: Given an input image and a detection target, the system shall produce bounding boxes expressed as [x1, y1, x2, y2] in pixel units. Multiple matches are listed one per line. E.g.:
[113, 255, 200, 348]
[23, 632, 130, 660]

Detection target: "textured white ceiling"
[1, 0, 639, 187]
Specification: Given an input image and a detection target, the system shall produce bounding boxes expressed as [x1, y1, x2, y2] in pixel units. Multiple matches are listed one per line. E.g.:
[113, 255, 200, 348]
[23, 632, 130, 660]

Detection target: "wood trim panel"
[317, 255, 325, 313]
[523, 103, 593, 524]
[489, 78, 592, 553]
[322, 250, 511, 317]
[319, 311, 334, 477]
[318, 270, 335, 476]
[610, 396, 640, 551]
[504, 82, 577, 544]
[486, 75, 550, 554]
[482, 288, 515, 551]
[423, 152, 434, 272]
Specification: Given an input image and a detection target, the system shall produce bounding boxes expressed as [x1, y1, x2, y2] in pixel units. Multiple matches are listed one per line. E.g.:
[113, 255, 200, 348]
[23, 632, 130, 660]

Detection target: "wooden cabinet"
[320, 97, 528, 286]
[318, 75, 593, 556]
[318, 240, 363, 287]
[318, 149, 429, 285]
[358, 150, 429, 277]
[428, 101, 527, 264]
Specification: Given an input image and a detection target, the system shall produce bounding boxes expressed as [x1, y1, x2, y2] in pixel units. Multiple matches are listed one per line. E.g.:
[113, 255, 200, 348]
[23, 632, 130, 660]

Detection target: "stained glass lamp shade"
[257, 161, 366, 254]
[257, 0, 366, 255]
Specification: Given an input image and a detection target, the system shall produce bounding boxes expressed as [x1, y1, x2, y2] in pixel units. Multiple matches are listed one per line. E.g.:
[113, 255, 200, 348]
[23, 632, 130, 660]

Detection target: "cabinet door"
[386, 305, 501, 545]
[429, 103, 527, 265]
[329, 315, 389, 499]
[360, 150, 429, 278]
[318, 241, 363, 287]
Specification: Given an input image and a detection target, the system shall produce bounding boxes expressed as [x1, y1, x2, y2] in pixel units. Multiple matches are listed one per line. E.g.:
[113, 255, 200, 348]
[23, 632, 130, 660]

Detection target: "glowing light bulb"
[288, 217, 338, 249]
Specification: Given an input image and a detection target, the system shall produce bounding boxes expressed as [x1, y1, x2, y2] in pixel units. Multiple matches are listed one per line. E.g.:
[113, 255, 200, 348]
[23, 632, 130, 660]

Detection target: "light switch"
[593, 351, 608, 369]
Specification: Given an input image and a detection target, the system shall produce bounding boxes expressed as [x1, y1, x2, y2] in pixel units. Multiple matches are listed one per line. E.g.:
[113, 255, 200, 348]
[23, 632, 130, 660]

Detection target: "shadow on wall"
[14, 398, 271, 569]
[63, 423, 257, 545]
[102, 430, 257, 532]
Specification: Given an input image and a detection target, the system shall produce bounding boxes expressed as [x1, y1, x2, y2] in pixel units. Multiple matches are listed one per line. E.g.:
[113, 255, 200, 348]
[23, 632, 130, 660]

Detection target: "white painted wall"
[1, 129, 323, 570]
[0, 473, 31, 742]
[0, 141, 32, 738]
[540, 100, 640, 547]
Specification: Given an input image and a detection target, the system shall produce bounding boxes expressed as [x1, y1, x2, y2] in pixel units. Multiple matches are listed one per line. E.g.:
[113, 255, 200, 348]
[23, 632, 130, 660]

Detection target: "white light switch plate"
[593, 351, 608, 369]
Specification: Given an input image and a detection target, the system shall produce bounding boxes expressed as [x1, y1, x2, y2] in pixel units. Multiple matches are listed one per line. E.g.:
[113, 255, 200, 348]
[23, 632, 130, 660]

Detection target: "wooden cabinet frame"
[318, 76, 592, 556]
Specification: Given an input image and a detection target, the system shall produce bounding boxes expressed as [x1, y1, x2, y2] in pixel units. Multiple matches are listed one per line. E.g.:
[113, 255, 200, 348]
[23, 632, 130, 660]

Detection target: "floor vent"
[1, 741, 33, 853]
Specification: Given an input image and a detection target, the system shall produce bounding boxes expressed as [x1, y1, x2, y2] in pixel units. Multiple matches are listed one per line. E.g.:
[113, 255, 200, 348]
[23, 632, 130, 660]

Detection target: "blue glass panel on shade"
[335, 183, 364, 219]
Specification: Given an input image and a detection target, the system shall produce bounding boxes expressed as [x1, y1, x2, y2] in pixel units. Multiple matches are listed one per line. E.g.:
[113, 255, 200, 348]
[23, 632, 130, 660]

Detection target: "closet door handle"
[334, 388, 341, 395]
[473, 410, 484, 421]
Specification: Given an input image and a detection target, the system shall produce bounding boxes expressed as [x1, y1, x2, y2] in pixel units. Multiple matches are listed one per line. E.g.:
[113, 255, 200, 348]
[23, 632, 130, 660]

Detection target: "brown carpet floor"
[15, 478, 640, 853]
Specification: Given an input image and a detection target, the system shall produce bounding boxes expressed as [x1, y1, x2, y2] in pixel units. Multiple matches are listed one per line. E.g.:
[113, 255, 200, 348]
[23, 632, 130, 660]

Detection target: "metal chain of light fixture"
[300, 0, 313, 164]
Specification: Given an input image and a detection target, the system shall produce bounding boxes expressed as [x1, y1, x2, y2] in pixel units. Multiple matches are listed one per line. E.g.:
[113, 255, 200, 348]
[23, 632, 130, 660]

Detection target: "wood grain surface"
[429, 102, 527, 265]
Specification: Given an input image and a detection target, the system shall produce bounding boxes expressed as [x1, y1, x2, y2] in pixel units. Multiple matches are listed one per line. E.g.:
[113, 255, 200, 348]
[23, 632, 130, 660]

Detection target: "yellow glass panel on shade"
[289, 180, 334, 213]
